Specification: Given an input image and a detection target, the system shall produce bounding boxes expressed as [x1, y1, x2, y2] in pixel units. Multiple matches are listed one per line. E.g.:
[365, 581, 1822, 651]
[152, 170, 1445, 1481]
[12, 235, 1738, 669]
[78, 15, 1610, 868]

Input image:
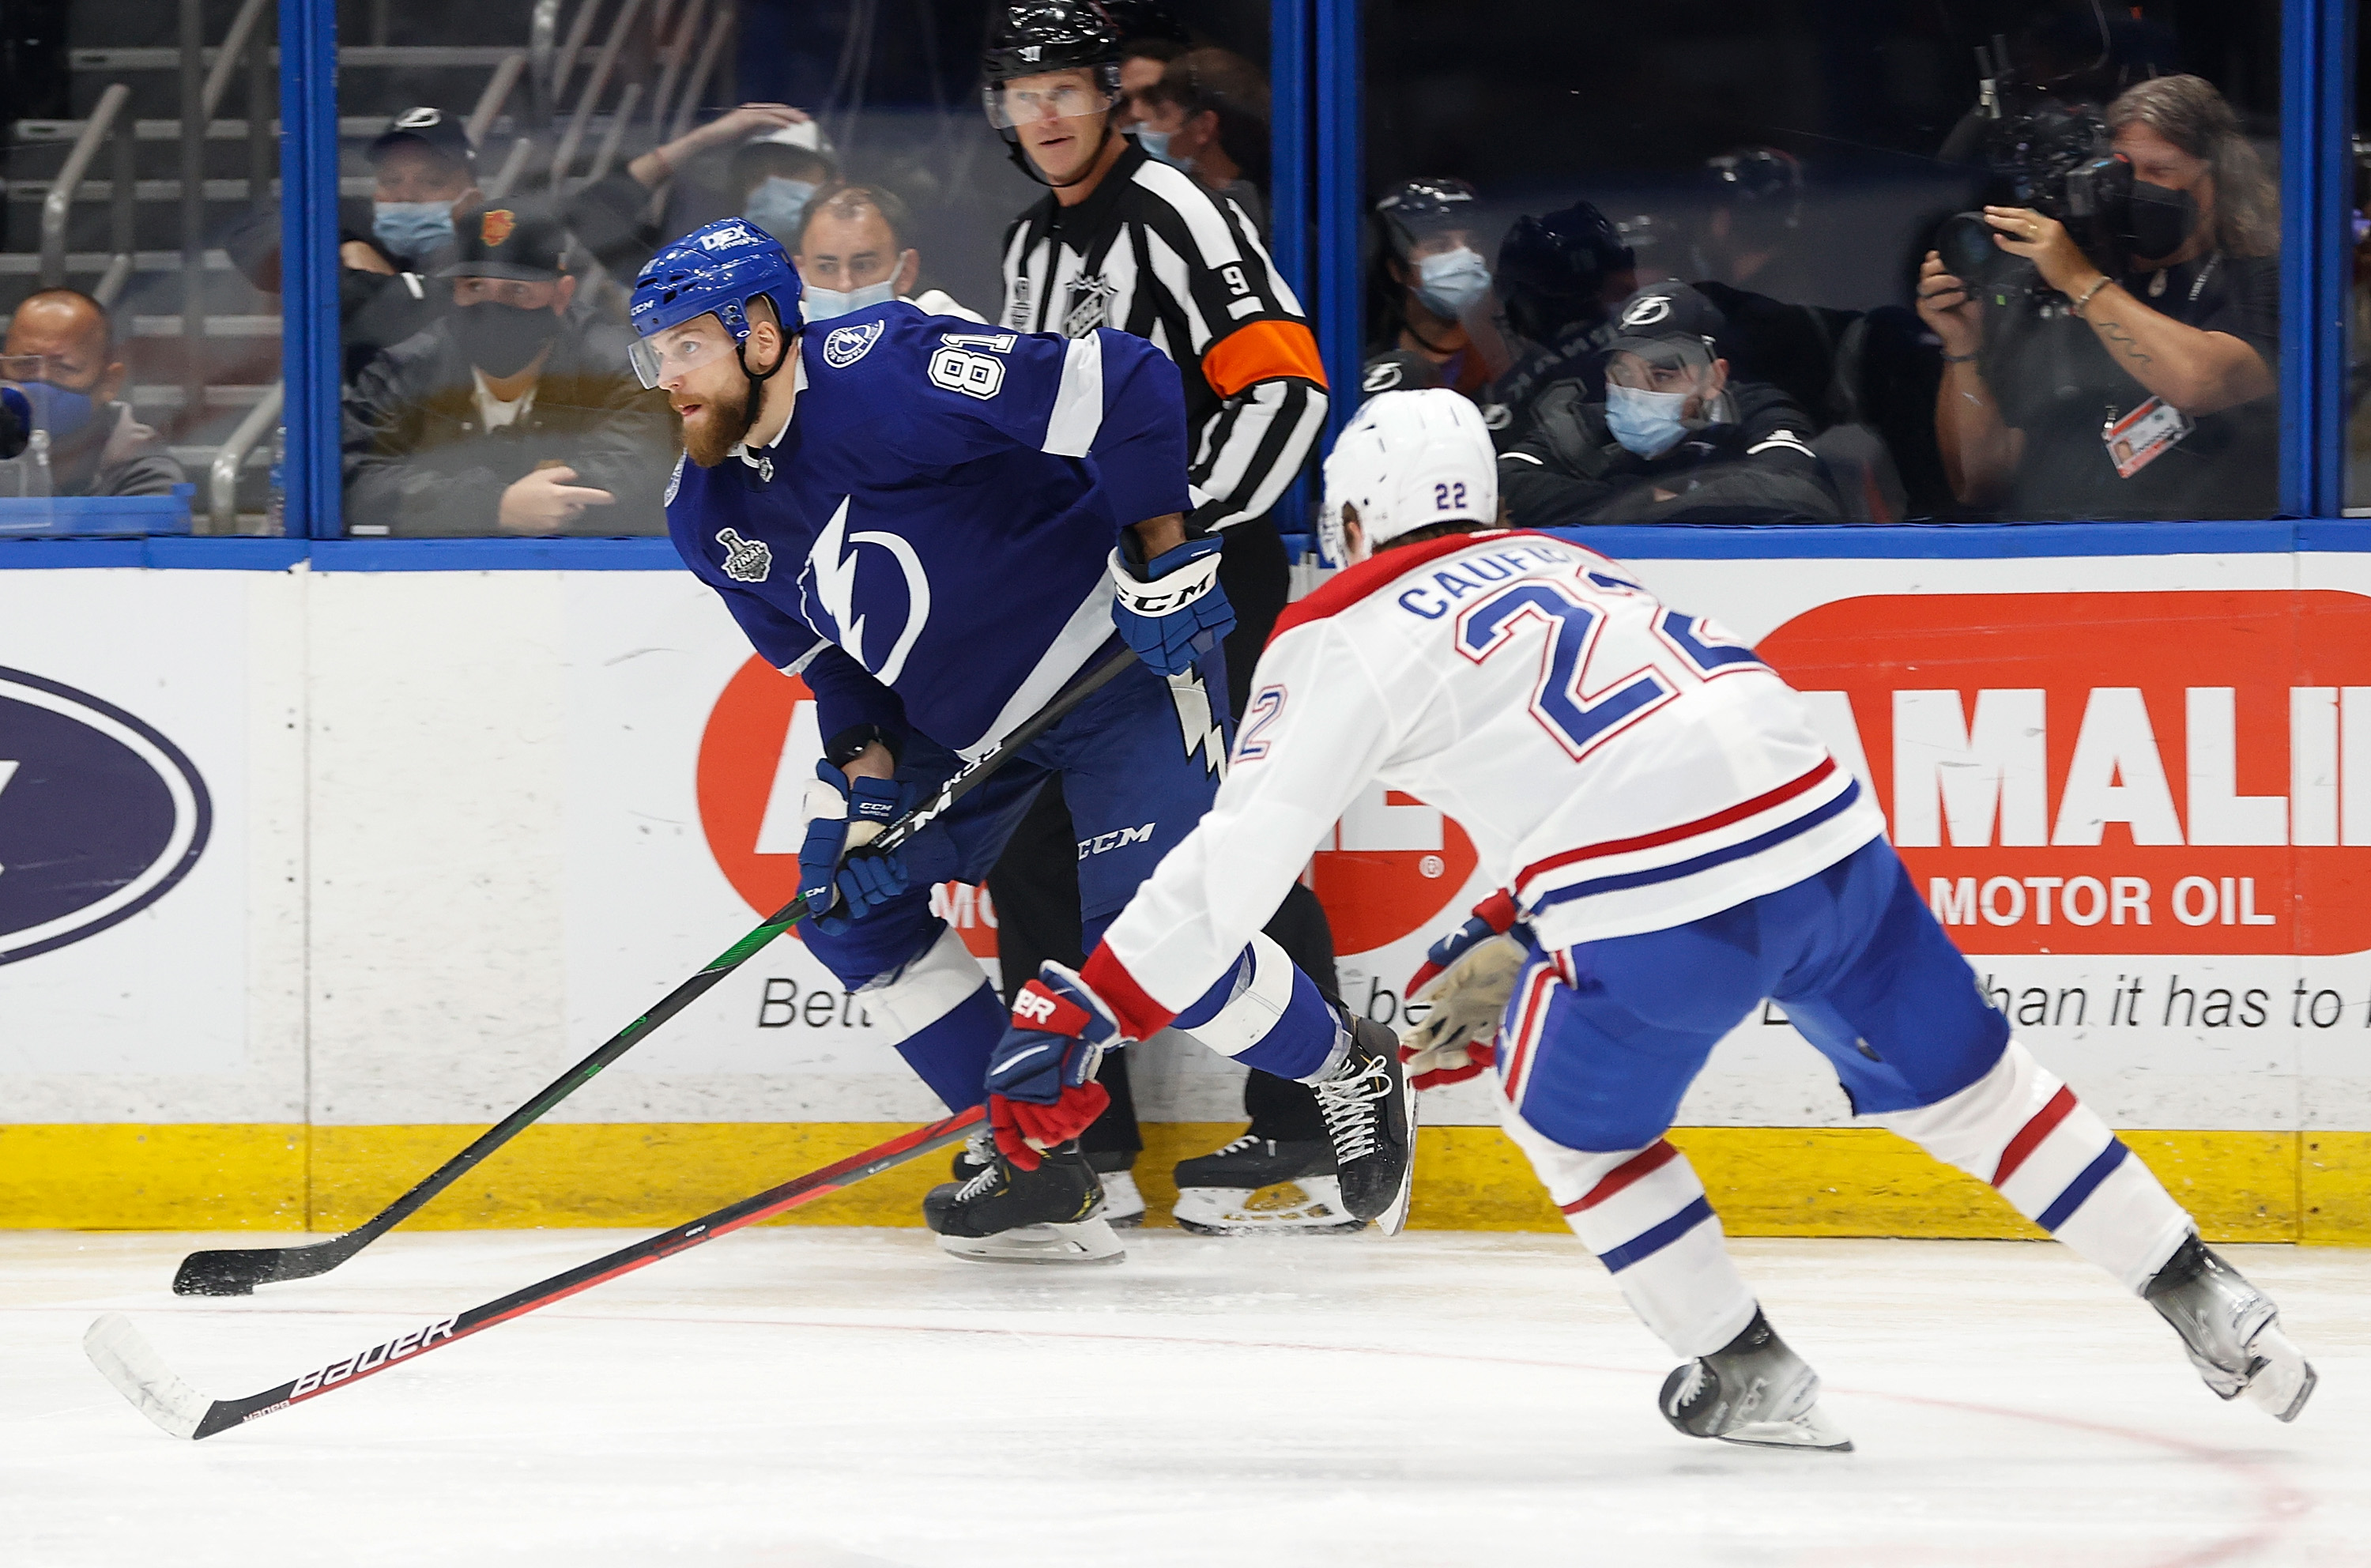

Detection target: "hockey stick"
[172, 647, 1140, 1298]
[93, 1106, 985, 1439]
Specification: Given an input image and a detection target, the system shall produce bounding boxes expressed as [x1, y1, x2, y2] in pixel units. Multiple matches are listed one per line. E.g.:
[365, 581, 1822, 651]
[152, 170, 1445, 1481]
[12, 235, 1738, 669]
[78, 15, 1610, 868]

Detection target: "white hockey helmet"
[1319, 388, 1498, 564]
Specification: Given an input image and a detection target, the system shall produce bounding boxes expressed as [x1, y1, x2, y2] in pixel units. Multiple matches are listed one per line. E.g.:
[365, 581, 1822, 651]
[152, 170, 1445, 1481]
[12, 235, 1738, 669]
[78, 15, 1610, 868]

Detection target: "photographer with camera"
[1919, 75, 2278, 520]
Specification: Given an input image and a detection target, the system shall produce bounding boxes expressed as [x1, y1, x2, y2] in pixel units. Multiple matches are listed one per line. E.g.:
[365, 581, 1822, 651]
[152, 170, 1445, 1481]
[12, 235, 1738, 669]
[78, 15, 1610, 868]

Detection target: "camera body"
[1938, 94, 2138, 309]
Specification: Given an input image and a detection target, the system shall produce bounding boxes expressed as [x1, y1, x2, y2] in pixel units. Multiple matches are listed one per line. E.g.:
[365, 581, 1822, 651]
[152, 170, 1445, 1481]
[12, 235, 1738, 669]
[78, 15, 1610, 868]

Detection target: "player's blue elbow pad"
[1109, 534, 1235, 676]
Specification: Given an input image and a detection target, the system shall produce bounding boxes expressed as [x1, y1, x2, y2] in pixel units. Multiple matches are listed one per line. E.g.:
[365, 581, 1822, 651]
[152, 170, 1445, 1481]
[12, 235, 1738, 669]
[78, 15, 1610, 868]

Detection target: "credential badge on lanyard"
[2105, 255, 2216, 479]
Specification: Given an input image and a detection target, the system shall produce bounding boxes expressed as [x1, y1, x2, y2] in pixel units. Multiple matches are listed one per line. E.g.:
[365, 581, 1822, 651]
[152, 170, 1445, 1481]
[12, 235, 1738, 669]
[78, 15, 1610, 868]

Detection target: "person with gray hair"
[1917, 73, 2279, 520]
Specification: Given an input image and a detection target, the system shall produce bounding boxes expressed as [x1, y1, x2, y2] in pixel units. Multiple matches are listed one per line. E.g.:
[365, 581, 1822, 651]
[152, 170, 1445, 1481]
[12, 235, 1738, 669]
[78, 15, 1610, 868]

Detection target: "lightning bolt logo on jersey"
[664, 300, 1192, 758]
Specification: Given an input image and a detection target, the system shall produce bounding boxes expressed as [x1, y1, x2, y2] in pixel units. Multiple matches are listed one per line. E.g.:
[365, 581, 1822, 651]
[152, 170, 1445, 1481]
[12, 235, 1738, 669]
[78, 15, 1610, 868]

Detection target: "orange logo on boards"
[481, 208, 516, 248]
[1757, 590, 2371, 956]
[695, 654, 997, 956]
[1309, 789, 1480, 954]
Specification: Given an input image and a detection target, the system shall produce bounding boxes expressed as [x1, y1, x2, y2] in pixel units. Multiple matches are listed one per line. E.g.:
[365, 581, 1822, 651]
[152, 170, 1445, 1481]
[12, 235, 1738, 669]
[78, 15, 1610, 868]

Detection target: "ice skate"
[1171, 1135, 1363, 1234]
[1311, 1016, 1417, 1231]
[1659, 1310, 1853, 1452]
[922, 1140, 1125, 1265]
[2145, 1236, 2316, 1422]
[1087, 1152, 1146, 1228]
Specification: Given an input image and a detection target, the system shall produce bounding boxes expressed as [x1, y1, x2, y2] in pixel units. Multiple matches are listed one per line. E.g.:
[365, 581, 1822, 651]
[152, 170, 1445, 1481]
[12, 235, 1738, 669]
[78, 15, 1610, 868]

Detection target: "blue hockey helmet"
[627, 218, 802, 388]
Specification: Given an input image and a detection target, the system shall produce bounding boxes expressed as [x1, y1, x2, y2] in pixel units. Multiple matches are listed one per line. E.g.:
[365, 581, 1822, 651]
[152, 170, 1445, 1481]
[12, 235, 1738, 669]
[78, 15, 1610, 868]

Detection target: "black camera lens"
[1936, 212, 2001, 280]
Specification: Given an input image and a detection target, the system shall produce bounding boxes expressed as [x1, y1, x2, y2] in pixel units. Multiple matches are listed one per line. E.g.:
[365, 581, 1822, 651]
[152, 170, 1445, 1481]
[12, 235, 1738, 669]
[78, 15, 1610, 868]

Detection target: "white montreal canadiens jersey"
[1098, 530, 1884, 1008]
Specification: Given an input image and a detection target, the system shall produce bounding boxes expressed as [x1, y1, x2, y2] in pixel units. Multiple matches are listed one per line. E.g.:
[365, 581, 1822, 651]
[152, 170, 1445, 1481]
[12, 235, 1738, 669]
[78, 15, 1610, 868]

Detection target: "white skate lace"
[954, 1159, 1005, 1201]
[1668, 1360, 1709, 1409]
[959, 1129, 996, 1166]
[1207, 1135, 1261, 1158]
[1314, 1059, 1392, 1162]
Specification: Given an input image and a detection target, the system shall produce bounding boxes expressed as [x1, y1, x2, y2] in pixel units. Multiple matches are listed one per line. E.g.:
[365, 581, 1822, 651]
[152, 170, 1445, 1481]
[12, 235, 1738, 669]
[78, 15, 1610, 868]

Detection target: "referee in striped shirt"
[978, 1, 1342, 1223]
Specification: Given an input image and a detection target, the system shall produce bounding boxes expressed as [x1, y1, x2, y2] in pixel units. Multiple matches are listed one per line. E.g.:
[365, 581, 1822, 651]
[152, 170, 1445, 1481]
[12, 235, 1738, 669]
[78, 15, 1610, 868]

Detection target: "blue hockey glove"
[1110, 533, 1235, 676]
[986, 962, 1123, 1169]
[795, 763, 958, 932]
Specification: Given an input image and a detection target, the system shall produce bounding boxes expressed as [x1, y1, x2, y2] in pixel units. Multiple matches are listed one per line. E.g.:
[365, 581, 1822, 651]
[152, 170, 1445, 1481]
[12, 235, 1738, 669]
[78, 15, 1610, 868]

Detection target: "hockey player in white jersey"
[986, 387, 2316, 1447]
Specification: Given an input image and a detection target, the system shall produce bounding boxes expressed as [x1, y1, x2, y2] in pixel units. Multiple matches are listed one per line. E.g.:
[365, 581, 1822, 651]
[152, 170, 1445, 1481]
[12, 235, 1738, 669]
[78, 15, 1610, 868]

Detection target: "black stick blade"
[172, 1240, 336, 1297]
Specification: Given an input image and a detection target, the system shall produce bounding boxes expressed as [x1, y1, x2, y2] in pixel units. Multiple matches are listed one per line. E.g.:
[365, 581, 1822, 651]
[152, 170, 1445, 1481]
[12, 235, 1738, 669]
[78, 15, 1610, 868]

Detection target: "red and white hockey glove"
[985, 962, 1123, 1170]
[1400, 890, 1528, 1090]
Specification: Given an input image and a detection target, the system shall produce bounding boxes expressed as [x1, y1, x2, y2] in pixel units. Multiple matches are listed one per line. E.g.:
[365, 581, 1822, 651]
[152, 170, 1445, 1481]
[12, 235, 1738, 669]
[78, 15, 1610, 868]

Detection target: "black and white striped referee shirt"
[999, 141, 1329, 533]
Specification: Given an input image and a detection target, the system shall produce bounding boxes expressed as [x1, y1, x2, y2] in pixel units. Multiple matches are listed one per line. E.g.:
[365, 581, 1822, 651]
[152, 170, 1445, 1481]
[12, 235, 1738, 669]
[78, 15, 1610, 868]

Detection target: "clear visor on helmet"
[982, 70, 1120, 130]
[628, 320, 734, 390]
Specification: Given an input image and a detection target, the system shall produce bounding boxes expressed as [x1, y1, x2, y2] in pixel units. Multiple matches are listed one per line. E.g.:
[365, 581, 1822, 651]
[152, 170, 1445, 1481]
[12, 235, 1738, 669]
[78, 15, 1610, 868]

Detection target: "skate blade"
[936, 1219, 1126, 1266]
[2240, 1329, 2317, 1423]
[1713, 1406, 1855, 1453]
[1376, 1073, 1419, 1238]
[1172, 1179, 1366, 1236]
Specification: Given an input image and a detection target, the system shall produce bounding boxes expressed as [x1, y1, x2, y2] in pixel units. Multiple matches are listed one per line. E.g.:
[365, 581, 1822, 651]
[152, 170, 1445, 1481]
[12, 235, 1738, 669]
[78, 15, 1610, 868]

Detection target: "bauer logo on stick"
[716, 528, 772, 583]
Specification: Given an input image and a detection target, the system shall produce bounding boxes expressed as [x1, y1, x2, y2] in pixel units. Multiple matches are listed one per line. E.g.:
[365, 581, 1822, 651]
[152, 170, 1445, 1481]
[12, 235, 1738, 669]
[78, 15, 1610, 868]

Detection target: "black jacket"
[340, 305, 675, 537]
[1499, 377, 1840, 526]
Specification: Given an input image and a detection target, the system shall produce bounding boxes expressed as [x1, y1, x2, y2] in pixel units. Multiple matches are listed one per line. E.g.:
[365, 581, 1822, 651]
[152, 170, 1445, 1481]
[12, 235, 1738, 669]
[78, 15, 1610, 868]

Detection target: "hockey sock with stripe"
[1169, 932, 1340, 1080]
[1879, 1040, 2193, 1291]
[1501, 1108, 1759, 1358]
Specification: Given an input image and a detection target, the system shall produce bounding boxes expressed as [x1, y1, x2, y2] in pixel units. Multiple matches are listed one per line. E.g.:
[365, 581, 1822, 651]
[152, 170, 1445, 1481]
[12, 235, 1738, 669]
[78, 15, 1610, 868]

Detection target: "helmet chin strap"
[1004, 114, 1114, 190]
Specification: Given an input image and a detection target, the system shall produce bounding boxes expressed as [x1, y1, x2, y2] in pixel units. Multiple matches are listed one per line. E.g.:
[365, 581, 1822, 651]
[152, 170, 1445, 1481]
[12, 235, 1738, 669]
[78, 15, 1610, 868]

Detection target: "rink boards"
[2, 537, 2368, 1240]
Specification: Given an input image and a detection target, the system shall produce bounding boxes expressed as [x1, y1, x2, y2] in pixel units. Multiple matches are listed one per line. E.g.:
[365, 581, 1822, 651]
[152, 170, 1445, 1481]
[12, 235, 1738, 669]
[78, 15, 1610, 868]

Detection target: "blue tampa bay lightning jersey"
[668, 300, 1190, 756]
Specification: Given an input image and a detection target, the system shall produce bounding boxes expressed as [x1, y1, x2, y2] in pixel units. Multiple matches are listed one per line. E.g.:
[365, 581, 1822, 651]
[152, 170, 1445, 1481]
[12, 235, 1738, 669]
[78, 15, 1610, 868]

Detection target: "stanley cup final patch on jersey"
[823, 321, 884, 369]
[716, 527, 771, 583]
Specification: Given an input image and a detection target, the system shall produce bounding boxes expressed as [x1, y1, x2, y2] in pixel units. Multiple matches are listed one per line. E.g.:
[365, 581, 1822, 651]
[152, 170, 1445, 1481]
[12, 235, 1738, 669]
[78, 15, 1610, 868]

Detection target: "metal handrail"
[199, 0, 272, 119]
[39, 83, 131, 288]
[550, 0, 646, 187]
[582, 81, 641, 184]
[468, 52, 529, 148]
[207, 380, 282, 535]
[551, 0, 603, 107]
[528, 0, 562, 126]
[644, 0, 707, 142]
[668, 5, 732, 142]
[483, 135, 535, 200]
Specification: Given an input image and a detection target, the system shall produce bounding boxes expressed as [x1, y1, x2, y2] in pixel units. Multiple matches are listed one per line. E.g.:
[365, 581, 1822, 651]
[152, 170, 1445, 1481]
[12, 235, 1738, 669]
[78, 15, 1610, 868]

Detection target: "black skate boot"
[2145, 1235, 2316, 1421]
[1309, 1015, 1416, 1232]
[922, 1140, 1124, 1265]
[1171, 1134, 1362, 1235]
[1660, 1309, 1853, 1452]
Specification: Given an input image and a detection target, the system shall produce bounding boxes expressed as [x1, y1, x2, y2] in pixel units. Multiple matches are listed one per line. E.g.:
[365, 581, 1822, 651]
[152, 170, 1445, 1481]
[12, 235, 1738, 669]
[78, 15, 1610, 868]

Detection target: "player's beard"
[680, 372, 760, 469]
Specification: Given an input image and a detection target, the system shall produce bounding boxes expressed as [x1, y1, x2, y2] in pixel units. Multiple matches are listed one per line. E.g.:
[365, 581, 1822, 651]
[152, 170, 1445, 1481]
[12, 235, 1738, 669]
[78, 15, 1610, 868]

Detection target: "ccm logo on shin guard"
[288, 1314, 459, 1397]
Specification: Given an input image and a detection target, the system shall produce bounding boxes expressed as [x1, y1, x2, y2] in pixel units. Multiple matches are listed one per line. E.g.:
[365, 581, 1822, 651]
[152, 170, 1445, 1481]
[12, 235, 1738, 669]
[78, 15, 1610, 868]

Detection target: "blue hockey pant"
[800, 643, 1339, 1111]
[1495, 836, 2196, 1356]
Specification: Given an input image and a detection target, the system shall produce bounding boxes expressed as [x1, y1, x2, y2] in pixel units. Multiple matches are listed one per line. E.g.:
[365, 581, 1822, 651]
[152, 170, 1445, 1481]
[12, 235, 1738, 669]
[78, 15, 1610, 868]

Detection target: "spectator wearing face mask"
[0, 287, 186, 499]
[341, 203, 672, 537]
[790, 185, 984, 324]
[1130, 48, 1271, 237]
[225, 107, 484, 387]
[1498, 281, 1840, 526]
[563, 104, 836, 285]
[1364, 177, 1511, 402]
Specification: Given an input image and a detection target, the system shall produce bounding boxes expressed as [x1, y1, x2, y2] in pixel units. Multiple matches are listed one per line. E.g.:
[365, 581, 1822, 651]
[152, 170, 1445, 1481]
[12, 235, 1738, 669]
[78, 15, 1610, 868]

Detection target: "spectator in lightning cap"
[222, 104, 484, 386]
[341, 202, 673, 537]
[1364, 177, 1510, 402]
[1498, 280, 1840, 526]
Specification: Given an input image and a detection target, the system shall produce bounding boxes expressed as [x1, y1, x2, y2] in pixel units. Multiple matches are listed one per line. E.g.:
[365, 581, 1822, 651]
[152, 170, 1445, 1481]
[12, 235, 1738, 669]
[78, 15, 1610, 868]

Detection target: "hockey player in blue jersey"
[628, 217, 1412, 1262]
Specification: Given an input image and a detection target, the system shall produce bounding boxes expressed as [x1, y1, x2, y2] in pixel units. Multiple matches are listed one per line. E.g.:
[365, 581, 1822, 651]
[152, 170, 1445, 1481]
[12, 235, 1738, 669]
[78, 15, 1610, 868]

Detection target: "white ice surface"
[3, 1229, 2367, 1566]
